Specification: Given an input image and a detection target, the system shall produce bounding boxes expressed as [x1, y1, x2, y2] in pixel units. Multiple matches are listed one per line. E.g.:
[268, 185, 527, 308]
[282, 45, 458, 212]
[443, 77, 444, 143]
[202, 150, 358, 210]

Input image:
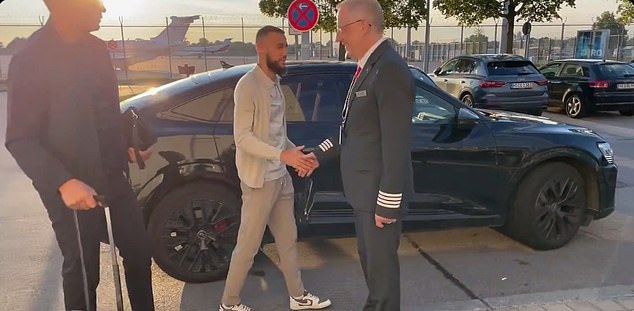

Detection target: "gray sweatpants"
[221, 173, 305, 305]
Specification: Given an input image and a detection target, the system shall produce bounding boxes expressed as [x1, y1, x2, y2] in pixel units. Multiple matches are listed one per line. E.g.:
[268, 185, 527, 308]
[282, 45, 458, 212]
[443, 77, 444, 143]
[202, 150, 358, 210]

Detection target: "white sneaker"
[219, 303, 252, 311]
[290, 290, 332, 310]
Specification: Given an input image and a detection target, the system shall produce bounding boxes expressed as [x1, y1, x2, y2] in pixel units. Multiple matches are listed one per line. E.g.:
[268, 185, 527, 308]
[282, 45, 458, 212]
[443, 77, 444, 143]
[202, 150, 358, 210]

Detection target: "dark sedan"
[540, 59, 634, 118]
[121, 61, 617, 283]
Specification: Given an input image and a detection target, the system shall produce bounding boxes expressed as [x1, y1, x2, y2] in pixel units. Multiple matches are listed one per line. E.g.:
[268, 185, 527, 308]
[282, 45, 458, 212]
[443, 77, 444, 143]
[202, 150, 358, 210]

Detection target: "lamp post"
[423, 0, 431, 72]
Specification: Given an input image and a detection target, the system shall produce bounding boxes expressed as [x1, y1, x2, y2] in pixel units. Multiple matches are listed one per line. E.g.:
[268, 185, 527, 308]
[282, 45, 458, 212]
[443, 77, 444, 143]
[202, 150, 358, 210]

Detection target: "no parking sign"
[287, 0, 319, 32]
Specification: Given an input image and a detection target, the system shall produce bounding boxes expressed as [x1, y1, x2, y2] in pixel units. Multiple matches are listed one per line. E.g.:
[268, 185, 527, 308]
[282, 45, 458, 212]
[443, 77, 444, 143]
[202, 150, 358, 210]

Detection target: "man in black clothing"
[5, 0, 155, 310]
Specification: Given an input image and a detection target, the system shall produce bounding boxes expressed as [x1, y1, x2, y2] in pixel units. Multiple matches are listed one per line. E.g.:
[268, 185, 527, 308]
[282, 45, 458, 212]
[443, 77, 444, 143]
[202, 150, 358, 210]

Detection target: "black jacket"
[5, 23, 127, 195]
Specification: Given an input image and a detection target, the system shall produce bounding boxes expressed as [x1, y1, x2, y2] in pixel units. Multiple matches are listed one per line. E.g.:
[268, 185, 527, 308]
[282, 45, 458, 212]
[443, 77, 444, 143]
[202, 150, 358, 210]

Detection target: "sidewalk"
[496, 296, 634, 311]
[473, 285, 634, 311]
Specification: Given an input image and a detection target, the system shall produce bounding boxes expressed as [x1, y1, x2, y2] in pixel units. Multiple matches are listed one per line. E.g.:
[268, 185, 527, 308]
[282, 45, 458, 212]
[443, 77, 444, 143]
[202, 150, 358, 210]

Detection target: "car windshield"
[596, 63, 634, 78]
[486, 61, 539, 75]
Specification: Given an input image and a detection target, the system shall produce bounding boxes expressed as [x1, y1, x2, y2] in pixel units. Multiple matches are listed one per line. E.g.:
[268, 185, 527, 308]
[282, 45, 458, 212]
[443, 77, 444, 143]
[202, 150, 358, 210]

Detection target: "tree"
[593, 11, 628, 59]
[594, 11, 627, 35]
[464, 28, 489, 54]
[617, 0, 634, 24]
[433, 0, 576, 53]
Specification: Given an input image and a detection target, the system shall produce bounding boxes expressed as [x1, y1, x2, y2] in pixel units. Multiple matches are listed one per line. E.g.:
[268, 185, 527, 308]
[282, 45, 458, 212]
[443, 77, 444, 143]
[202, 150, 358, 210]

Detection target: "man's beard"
[266, 54, 286, 76]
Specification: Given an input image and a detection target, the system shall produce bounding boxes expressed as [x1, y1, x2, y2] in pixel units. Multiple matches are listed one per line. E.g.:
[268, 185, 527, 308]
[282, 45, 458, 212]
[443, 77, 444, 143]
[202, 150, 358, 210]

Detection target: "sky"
[0, 0, 626, 45]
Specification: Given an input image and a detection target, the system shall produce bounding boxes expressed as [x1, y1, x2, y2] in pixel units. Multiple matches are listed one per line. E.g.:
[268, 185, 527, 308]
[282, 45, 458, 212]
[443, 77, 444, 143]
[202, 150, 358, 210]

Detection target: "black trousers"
[39, 174, 154, 311]
[353, 210, 402, 311]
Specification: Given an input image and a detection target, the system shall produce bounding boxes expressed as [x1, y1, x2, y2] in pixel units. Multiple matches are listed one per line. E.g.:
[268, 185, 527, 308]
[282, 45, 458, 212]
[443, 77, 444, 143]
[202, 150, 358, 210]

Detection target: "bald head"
[42, 0, 106, 39]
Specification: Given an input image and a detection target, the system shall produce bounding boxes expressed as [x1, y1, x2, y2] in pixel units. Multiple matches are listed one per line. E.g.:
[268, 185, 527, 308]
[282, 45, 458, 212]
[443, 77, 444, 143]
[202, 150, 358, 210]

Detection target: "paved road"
[0, 92, 632, 311]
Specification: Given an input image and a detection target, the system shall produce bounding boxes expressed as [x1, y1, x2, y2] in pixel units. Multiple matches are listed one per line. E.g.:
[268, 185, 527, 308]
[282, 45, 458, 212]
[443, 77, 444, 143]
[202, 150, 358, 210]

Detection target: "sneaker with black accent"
[218, 303, 252, 311]
[290, 290, 332, 310]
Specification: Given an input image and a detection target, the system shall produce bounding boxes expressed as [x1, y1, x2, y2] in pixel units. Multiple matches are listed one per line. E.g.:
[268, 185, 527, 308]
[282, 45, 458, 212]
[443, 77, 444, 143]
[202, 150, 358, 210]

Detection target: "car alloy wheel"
[461, 94, 474, 107]
[533, 175, 584, 243]
[148, 182, 241, 283]
[565, 94, 586, 118]
[502, 162, 586, 250]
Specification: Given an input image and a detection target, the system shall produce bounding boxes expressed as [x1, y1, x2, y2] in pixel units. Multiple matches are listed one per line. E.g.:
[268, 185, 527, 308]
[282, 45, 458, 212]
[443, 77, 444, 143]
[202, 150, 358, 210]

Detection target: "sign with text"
[574, 30, 610, 59]
[287, 0, 319, 32]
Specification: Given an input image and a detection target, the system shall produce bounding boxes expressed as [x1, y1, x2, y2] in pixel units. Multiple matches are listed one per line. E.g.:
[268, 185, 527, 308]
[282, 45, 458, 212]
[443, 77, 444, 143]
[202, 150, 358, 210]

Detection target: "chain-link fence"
[2, 17, 634, 85]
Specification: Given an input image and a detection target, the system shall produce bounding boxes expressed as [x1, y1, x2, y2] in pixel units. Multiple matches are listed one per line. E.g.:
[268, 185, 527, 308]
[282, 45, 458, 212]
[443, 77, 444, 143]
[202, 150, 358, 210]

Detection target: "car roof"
[466, 54, 528, 61]
[121, 61, 358, 111]
[553, 59, 627, 64]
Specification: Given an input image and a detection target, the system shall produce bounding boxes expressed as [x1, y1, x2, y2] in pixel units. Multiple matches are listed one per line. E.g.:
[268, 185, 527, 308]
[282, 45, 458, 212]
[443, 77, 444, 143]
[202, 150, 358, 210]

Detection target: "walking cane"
[72, 210, 92, 311]
[95, 195, 125, 311]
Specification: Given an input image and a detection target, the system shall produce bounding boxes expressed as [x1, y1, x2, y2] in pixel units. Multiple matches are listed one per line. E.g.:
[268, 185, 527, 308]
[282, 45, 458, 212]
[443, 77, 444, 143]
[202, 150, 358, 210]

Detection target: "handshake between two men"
[280, 146, 320, 178]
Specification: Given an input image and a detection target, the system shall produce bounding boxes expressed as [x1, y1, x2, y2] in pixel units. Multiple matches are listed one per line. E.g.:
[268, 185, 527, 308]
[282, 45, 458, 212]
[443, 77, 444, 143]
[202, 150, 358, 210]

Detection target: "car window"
[281, 73, 349, 122]
[167, 87, 235, 122]
[560, 64, 583, 77]
[581, 66, 591, 77]
[456, 59, 476, 74]
[486, 61, 539, 75]
[412, 86, 457, 124]
[540, 63, 562, 78]
[439, 59, 460, 74]
[595, 63, 634, 78]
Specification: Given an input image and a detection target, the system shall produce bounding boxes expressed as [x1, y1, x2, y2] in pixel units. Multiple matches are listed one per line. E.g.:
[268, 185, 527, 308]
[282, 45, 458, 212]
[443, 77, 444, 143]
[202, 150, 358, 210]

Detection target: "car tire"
[503, 162, 587, 250]
[564, 94, 586, 118]
[460, 93, 475, 107]
[148, 181, 241, 283]
[619, 109, 634, 116]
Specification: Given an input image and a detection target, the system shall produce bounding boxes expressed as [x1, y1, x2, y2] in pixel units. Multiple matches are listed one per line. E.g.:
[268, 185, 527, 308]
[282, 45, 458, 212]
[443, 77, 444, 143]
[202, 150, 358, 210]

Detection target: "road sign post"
[287, 0, 319, 60]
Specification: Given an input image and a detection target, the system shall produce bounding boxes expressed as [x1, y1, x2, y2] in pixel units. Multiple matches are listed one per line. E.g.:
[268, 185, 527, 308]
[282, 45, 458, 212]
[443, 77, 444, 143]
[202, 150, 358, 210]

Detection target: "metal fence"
[2, 17, 634, 84]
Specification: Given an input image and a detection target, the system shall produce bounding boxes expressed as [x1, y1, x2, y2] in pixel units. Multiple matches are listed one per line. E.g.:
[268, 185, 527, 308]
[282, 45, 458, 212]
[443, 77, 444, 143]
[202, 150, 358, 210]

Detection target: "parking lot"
[1, 91, 633, 311]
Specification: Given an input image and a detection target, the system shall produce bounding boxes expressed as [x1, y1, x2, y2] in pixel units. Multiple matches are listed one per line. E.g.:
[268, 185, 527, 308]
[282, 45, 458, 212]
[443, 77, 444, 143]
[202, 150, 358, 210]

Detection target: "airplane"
[172, 38, 232, 58]
[106, 15, 232, 68]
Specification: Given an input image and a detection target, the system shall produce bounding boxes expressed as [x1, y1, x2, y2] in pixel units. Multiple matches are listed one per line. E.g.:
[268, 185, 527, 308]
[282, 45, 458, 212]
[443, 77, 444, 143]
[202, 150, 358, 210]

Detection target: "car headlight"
[597, 142, 614, 164]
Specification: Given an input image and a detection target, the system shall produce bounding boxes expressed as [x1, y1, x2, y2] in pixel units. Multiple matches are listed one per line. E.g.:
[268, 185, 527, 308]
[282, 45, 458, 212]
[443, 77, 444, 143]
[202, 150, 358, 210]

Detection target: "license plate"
[511, 82, 534, 89]
[617, 83, 634, 89]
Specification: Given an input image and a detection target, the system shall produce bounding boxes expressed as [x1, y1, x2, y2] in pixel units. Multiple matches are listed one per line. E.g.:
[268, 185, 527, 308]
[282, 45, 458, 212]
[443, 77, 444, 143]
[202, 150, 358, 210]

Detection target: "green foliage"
[465, 28, 489, 53]
[433, 0, 575, 53]
[593, 11, 627, 35]
[433, 0, 575, 26]
[617, 0, 634, 24]
[258, 0, 428, 33]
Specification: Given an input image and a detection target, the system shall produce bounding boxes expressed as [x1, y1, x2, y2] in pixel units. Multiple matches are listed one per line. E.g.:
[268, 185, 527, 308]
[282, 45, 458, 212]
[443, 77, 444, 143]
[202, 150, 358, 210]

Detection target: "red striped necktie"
[352, 65, 362, 84]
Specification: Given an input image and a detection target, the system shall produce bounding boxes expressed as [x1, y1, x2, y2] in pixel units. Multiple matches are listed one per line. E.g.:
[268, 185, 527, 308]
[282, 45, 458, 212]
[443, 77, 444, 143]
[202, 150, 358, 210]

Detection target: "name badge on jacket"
[355, 90, 367, 97]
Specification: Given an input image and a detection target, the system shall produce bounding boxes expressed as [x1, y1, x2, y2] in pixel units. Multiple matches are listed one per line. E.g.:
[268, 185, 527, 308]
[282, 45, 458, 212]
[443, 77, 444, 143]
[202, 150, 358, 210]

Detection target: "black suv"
[121, 61, 617, 283]
[540, 59, 634, 118]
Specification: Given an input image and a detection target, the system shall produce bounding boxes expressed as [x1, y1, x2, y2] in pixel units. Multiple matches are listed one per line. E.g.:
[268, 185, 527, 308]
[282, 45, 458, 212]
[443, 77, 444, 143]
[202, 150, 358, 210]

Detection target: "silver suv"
[430, 54, 549, 115]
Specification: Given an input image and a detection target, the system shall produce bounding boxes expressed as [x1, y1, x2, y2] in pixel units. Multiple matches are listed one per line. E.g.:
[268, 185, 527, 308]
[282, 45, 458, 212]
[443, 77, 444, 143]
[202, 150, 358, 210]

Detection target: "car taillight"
[589, 80, 609, 88]
[481, 81, 506, 88]
[535, 80, 548, 86]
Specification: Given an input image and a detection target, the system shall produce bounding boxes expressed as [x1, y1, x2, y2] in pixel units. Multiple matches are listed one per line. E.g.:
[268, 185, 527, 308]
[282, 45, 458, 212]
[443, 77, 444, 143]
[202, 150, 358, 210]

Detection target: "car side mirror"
[433, 67, 442, 75]
[456, 107, 480, 130]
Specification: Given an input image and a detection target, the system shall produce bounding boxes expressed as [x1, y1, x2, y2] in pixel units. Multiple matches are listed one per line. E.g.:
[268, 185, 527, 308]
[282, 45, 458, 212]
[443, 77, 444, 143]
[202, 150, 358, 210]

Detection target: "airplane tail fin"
[220, 60, 234, 69]
[152, 15, 200, 46]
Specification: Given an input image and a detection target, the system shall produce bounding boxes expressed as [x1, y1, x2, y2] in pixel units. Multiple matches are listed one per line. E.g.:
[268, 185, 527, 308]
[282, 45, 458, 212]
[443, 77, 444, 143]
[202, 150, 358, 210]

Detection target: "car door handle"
[443, 79, 448, 82]
[461, 81, 466, 83]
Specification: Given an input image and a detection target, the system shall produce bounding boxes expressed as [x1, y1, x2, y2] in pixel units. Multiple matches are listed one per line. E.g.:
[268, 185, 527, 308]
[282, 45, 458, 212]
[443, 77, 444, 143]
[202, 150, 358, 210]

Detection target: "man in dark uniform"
[5, 0, 155, 310]
[306, 0, 414, 310]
